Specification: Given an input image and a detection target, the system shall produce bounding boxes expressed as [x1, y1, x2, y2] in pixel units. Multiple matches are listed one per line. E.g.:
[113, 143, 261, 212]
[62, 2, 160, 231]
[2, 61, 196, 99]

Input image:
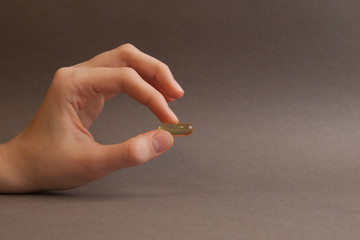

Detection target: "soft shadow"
[0, 188, 210, 202]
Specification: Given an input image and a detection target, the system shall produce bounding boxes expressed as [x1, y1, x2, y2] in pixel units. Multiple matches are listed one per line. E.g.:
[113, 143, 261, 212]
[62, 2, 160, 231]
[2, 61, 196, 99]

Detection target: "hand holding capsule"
[0, 44, 184, 193]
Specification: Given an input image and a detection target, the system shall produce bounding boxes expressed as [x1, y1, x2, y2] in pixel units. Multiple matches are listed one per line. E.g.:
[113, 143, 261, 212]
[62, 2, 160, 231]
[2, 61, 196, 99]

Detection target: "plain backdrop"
[1, 1, 360, 239]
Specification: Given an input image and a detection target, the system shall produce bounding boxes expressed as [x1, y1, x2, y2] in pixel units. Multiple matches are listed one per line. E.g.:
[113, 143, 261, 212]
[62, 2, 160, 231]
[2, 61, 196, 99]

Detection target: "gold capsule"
[158, 123, 193, 136]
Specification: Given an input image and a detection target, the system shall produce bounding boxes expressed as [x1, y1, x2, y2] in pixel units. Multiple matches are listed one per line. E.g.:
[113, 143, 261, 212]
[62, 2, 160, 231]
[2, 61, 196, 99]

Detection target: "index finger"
[65, 67, 179, 124]
[73, 44, 184, 99]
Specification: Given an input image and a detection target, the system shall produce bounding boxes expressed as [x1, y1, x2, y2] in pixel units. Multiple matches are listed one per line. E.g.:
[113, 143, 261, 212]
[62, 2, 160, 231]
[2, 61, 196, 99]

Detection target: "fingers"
[93, 130, 173, 173]
[73, 44, 184, 99]
[69, 67, 179, 123]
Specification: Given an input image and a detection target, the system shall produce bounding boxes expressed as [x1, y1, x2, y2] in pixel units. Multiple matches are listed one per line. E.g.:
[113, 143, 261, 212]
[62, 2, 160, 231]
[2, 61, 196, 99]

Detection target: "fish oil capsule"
[158, 123, 193, 136]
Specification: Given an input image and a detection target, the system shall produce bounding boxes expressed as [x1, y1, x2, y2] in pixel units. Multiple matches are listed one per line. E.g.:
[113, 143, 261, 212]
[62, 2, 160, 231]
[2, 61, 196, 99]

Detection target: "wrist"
[0, 142, 16, 193]
[0, 138, 31, 193]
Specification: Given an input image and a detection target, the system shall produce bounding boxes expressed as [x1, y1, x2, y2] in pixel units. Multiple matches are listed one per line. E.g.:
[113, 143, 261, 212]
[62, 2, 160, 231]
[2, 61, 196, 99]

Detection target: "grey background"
[1, 0, 360, 239]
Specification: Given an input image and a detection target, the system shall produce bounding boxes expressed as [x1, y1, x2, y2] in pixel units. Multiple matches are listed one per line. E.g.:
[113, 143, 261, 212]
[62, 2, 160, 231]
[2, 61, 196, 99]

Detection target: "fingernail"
[173, 79, 184, 93]
[152, 131, 173, 153]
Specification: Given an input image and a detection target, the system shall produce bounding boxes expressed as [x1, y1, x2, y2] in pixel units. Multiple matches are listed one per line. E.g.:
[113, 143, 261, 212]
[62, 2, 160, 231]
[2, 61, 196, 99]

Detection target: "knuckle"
[155, 62, 171, 78]
[52, 67, 73, 91]
[52, 67, 83, 95]
[157, 61, 170, 72]
[125, 140, 146, 166]
[52, 67, 78, 85]
[53, 67, 72, 81]
[159, 62, 170, 72]
[121, 66, 138, 77]
[117, 43, 137, 55]
[122, 43, 136, 50]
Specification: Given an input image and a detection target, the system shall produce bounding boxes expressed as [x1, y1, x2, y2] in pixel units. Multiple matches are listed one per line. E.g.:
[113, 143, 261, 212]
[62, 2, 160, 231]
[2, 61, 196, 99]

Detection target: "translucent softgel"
[158, 123, 193, 136]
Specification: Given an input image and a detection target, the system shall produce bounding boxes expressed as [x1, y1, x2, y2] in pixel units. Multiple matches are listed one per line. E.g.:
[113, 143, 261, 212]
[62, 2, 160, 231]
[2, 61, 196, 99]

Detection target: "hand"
[0, 44, 184, 193]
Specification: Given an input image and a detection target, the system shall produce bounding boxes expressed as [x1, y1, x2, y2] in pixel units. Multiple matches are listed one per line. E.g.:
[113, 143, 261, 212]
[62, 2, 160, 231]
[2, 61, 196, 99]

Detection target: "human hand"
[0, 44, 184, 193]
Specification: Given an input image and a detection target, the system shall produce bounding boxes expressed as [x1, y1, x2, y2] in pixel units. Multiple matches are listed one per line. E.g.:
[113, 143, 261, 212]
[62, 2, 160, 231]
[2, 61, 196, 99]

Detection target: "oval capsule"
[158, 123, 193, 136]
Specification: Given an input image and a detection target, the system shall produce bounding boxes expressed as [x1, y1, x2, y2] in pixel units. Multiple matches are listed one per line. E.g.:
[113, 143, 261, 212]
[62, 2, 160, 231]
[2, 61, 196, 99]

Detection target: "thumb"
[96, 129, 174, 172]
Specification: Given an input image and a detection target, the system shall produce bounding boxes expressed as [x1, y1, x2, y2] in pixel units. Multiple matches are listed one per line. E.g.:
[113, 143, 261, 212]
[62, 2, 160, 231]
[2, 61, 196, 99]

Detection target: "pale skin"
[0, 44, 184, 193]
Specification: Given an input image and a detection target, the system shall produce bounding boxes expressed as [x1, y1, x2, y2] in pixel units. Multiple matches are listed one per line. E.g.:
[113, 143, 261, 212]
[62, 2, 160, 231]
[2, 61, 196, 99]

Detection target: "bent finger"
[73, 44, 184, 99]
[67, 67, 179, 123]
